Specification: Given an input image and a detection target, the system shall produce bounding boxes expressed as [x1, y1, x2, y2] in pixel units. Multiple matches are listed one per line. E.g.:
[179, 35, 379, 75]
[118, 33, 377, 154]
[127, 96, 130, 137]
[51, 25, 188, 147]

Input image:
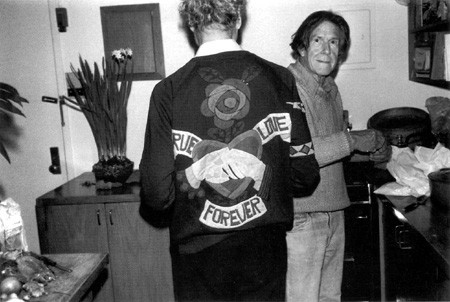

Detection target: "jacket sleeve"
[139, 80, 176, 221]
[288, 81, 320, 197]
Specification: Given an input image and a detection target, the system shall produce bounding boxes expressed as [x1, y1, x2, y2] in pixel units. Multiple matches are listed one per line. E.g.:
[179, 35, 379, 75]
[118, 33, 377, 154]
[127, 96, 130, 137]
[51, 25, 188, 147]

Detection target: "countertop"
[35, 171, 141, 206]
[378, 194, 449, 275]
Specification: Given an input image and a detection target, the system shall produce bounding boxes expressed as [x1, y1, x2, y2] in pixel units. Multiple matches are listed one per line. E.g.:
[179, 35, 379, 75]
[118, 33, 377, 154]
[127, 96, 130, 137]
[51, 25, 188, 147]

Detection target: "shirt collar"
[195, 39, 243, 57]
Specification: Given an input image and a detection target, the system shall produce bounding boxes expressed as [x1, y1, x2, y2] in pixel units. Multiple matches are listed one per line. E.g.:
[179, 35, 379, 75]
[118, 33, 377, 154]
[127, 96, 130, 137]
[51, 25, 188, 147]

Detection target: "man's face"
[299, 21, 341, 77]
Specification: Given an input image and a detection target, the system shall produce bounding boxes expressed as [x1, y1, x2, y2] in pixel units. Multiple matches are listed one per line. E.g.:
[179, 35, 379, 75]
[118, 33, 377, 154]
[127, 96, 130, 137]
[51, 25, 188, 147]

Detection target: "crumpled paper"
[374, 143, 450, 197]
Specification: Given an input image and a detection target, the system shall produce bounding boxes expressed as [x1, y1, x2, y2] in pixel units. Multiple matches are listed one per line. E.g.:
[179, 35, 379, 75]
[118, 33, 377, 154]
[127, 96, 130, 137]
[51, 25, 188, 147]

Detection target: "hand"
[370, 136, 392, 163]
[223, 149, 266, 190]
[185, 148, 230, 188]
[185, 147, 266, 190]
[349, 129, 385, 153]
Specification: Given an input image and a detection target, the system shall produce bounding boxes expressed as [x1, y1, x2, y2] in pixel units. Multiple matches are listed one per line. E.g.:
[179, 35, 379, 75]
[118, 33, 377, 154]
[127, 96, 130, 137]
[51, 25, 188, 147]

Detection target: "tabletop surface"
[28, 253, 109, 302]
[36, 171, 141, 206]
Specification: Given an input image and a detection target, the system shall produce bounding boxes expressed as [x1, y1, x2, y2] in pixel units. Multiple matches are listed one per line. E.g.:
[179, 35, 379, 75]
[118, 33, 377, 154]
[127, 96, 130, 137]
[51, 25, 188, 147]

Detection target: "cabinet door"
[39, 204, 114, 302]
[343, 203, 376, 301]
[41, 204, 109, 253]
[106, 202, 174, 302]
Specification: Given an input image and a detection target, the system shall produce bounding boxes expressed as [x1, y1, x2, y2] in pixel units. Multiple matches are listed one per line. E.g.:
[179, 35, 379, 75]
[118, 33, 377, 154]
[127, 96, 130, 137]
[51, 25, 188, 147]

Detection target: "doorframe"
[47, 0, 75, 181]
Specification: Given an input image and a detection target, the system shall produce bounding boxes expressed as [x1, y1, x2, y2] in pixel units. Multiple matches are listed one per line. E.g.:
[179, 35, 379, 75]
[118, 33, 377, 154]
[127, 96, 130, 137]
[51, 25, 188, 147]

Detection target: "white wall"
[0, 0, 72, 253]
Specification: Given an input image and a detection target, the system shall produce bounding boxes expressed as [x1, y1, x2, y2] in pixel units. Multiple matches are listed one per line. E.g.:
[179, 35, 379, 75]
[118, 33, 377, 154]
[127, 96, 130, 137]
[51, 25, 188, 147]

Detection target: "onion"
[0, 277, 22, 295]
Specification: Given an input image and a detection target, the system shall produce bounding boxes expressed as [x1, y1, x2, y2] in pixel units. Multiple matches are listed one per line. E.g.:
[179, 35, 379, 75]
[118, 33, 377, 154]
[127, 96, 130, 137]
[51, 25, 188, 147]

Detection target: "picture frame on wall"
[414, 46, 432, 77]
[334, 4, 376, 70]
[419, 0, 449, 27]
[100, 4, 165, 81]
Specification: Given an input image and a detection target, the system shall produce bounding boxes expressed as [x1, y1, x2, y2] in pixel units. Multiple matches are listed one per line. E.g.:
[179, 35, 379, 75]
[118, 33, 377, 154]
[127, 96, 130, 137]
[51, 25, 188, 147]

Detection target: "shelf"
[410, 20, 450, 34]
[410, 77, 450, 89]
[408, 1, 450, 89]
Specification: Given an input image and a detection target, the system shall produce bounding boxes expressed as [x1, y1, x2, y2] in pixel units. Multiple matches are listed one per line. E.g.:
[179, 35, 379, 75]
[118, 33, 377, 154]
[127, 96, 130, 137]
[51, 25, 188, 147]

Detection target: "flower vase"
[92, 156, 134, 189]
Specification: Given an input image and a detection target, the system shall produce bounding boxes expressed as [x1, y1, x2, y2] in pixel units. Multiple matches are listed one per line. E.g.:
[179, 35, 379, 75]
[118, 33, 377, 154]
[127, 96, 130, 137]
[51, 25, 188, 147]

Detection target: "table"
[28, 253, 108, 302]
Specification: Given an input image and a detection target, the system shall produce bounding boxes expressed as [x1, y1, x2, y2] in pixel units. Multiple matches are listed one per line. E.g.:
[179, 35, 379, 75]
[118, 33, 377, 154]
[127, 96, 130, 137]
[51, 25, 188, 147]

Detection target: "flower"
[112, 48, 132, 63]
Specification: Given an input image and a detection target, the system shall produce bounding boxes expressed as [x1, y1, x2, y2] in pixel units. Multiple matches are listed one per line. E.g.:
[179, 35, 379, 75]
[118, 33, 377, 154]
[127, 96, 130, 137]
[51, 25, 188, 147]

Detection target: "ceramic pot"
[92, 156, 134, 187]
[367, 107, 435, 149]
[428, 168, 450, 212]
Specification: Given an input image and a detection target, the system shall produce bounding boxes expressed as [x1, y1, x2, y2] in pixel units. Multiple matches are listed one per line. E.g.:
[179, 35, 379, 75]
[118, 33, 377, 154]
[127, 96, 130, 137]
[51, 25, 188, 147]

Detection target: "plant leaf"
[0, 83, 28, 116]
[0, 83, 29, 106]
[0, 140, 11, 163]
[0, 100, 26, 116]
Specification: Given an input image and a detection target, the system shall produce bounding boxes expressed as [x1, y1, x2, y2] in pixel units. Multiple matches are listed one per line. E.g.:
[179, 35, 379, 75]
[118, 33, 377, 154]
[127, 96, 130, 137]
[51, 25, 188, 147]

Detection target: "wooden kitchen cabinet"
[36, 172, 175, 302]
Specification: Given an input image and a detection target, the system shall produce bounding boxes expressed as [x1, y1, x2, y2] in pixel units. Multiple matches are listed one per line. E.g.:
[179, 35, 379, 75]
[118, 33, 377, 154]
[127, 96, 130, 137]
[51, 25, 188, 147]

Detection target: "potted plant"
[66, 48, 134, 188]
[0, 83, 28, 163]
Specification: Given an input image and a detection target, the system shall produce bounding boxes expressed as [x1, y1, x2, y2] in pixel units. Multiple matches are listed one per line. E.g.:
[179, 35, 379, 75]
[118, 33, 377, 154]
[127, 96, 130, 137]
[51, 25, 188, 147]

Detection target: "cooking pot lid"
[429, 168, 450, 183]
[367, 107, 430, 131]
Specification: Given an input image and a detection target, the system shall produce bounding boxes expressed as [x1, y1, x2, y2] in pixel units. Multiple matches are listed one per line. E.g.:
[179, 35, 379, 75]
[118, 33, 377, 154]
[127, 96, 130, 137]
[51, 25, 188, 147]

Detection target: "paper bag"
[0, 198, 28, 253]
[374, 143, 450, 197]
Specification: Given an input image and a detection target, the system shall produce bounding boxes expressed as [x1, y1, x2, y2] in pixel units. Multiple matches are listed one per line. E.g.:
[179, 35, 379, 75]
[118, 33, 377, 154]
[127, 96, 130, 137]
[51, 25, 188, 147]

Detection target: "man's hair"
[290, 10, 350, 60]
[179, 0, 245, 33]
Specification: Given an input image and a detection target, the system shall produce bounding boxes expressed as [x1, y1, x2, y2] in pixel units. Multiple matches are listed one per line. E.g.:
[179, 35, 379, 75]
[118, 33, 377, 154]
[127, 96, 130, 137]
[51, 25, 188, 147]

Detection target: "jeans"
[286, 210, 345, 302]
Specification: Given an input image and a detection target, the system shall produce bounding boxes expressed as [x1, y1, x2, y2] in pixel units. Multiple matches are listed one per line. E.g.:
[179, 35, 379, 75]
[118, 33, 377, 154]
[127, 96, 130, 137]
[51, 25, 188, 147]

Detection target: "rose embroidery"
[199, 66, 262, 135]
[201, 79, 250, 129]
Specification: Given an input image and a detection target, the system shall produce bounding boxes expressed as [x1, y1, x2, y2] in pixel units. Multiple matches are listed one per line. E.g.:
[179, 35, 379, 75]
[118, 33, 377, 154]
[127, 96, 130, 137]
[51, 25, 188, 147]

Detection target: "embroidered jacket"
[140, 46, 319, 253]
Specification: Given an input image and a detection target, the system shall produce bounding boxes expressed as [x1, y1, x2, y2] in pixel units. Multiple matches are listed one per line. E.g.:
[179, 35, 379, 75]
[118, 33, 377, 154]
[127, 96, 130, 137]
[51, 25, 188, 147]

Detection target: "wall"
[0, 0, 72, 253]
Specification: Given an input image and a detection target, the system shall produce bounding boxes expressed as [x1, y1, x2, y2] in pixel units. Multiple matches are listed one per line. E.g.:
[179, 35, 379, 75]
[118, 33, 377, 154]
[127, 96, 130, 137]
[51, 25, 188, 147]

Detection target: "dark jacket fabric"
[140, 50, 319, 253]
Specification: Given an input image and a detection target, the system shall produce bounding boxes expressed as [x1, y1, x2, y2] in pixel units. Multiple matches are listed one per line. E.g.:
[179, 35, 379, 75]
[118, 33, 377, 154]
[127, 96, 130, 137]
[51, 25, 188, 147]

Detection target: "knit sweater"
[140, 48, 320, 253]
[288, 60, 351, 213]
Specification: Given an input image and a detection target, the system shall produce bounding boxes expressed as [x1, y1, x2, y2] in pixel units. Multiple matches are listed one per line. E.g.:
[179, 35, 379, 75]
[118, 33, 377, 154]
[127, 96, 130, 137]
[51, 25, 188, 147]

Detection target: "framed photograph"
[414, 46, 432, 77]
[421, 0, 448, 26]
[100, 4, 165, 81]
[334, 4, 376, 70]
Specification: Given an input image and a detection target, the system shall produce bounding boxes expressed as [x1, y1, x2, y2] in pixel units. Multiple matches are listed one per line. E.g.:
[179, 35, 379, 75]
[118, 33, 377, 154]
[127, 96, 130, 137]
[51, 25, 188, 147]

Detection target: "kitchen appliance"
[428, 168, 450, 211]
[367, 107, 435, 149]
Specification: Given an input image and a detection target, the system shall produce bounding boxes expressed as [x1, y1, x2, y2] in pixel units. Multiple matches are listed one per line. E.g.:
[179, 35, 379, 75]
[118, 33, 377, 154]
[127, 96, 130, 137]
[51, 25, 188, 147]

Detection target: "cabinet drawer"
[381, 201, 450, 301]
